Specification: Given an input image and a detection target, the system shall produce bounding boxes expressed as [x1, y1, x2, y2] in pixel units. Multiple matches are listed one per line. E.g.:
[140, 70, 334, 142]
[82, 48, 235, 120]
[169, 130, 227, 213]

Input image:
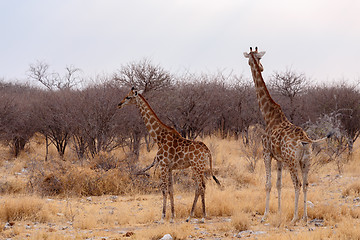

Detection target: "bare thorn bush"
[240, 125, 263, 173]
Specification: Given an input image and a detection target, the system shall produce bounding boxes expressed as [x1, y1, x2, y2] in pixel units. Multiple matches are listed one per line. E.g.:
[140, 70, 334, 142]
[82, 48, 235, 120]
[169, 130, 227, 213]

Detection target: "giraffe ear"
[255, 51, 266, 58]
[243, 52, 250, 58]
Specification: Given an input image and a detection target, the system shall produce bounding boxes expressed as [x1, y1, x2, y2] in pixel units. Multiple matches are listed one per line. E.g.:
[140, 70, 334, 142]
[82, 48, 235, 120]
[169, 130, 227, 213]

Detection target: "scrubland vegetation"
[1, 60, 360, 239]
[0, 136, 360, 239]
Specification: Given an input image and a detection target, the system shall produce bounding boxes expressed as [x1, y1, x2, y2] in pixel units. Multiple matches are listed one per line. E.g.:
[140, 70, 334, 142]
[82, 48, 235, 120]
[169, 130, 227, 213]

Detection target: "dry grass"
[134, 223, 193, 240]
[333, 218, 360, 239]
[0, 135, 360, 239]
[25, 154, 156, 197]
[0, 177, 27, 194]
[231, 211, 250, 231]
[207, 185, 236, 217]
[0, 196, 53, 223]
[342, 181, 360, 197]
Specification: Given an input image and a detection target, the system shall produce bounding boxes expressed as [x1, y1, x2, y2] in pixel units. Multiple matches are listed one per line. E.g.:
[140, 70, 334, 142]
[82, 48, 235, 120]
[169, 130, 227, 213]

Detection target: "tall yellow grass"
[0, 196, 52, 222]
[0, 135, 360, 239]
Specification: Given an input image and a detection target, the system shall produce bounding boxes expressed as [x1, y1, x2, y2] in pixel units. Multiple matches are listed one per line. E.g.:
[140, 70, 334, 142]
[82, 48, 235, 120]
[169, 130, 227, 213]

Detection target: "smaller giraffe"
[118, 87, 220, 223]
[244, 47, 332, 224]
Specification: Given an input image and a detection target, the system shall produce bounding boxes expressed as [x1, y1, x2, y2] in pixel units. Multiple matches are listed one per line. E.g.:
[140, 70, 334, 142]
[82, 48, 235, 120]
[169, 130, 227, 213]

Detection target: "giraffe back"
[158, 131, 210, 171]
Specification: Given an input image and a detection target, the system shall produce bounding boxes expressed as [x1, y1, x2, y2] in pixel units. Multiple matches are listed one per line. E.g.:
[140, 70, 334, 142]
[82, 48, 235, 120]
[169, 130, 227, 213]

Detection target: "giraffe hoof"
[199, 218, 205, 223]
[290, 218, 298, 225]
[185, 218, 190, 223]
[302, 216, 308, 225]
[170, 219, 174, 224]
[157, 219, 165, 224]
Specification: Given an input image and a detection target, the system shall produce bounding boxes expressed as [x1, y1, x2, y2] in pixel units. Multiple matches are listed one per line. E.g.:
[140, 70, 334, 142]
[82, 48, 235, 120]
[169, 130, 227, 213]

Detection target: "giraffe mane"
[249, 53, 280, 108]
[138, 94, 181, 136]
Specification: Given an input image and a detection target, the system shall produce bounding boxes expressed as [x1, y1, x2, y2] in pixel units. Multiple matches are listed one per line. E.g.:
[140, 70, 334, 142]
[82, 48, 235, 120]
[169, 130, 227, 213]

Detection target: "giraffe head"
[118, 87, 143, 109]
[243, 47, 266, 72]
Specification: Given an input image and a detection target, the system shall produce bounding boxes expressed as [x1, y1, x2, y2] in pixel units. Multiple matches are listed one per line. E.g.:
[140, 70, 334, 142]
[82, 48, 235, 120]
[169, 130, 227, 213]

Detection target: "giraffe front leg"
[261, 153, 272, 223]
[302, 176, 309, 224]
[160, 183, 167, 224]
[168, 170, 175, 223]
[159, 165, 168, 224]
[276, 161, 283, 216]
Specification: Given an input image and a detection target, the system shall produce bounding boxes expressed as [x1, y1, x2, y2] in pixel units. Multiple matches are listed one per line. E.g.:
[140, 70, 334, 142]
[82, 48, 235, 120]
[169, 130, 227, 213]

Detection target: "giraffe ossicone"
[244, 47, 331, 224]
[118, 87, 221, 223]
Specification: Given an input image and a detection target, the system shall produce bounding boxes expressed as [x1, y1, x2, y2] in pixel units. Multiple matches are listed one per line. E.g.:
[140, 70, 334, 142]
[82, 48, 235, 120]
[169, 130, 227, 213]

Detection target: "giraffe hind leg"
[186, 173, 205, 223]
[300, 149, 311, 223]
[159, 166, 169, 224]
[200, 183, 206, 223]
[289, 168, 301, 224]
[186, 188, 200, 222]
[160, 184, 167, 224]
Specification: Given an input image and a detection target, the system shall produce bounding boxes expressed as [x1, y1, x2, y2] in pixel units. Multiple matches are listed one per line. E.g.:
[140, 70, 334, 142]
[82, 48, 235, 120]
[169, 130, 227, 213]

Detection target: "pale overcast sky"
[1, 0, 359, 84]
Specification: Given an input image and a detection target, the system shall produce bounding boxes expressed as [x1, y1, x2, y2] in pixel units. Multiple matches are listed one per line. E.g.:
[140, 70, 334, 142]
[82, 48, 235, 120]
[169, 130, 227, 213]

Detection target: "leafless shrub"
[28, 61, 82, 90]
[114, 58, 173, 93]
[90, 153, 119, 171]
[0, 82, 37, 157]
[270, 68, 309, 123]
[32, 90, 73, 159]
[305, 82, 360, 154]
[305, 112, 348, 173]
[70, 82, 123, 159]
[240, 125, 263, 172]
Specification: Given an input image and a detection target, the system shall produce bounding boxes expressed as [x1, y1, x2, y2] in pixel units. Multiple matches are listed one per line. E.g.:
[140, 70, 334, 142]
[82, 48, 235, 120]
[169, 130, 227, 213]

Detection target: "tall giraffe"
[118, 87, 220, 223]
[244, 47, 331, 224]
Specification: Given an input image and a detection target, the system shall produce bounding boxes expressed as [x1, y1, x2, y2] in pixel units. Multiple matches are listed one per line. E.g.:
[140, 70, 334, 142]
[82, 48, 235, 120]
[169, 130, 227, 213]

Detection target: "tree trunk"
[13, 136, 26, 158]
[45, 135, 49, 161]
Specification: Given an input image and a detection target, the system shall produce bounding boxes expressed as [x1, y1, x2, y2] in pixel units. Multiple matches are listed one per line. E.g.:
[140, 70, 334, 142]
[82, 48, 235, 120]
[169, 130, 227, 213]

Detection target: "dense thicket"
[0, 60, 359, 160]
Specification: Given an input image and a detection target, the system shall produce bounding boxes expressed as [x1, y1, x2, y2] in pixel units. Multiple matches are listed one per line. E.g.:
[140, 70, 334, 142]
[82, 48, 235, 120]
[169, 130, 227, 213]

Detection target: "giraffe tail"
[307, 131, 334, 154]
[209, 153, 221, 186]
[311, 131, 334, 144]
[212, 175, 221, 186]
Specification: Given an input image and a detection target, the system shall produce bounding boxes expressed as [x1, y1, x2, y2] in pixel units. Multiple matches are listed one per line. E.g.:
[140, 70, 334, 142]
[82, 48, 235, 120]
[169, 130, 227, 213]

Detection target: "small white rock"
[160, 234, 173, 240]
[236, 230, 253, 238]
[307, 200, 315, 208]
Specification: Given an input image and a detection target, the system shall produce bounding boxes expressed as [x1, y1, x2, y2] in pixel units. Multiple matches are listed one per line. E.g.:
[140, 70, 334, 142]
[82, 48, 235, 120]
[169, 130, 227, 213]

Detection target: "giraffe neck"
[135, 94, 174, 144]
[249, 58, 287, 128]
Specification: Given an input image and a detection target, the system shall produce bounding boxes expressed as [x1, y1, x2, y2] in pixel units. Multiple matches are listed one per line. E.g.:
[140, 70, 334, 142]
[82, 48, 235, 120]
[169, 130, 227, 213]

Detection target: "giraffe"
[244, 47, 332, 224]
[118, 87, 221, 223]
